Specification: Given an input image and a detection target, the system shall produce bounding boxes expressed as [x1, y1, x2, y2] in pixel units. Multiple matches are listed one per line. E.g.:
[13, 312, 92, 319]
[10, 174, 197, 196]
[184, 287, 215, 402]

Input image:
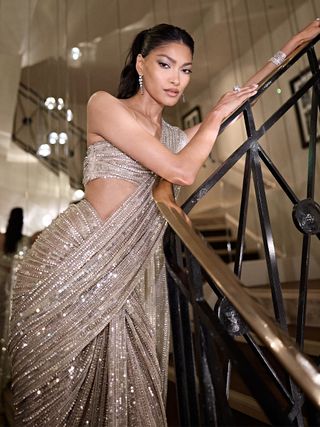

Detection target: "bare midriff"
[85, 178, 138, 221]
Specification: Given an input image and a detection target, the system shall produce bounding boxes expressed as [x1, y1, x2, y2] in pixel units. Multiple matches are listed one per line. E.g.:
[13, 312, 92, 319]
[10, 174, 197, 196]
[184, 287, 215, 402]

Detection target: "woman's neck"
[123, 93, 163, 126]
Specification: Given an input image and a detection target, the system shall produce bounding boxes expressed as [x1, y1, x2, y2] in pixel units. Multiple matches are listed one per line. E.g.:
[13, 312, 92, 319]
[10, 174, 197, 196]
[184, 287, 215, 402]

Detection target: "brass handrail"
[153, 198, 320, 408]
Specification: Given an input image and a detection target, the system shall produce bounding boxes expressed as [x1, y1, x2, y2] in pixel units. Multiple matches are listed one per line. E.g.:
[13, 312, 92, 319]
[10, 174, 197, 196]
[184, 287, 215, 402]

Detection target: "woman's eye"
[183, 69, 192, 74]
[158, 62, 170, 69]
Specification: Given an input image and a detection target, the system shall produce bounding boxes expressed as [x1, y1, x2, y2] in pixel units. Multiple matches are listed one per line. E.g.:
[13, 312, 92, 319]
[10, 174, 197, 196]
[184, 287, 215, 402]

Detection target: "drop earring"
[138, 74, 144, 95]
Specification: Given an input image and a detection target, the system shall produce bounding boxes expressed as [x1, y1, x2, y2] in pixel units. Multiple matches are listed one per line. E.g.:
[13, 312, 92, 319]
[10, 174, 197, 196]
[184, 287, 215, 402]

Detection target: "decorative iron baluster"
[160, 34, 320, 426]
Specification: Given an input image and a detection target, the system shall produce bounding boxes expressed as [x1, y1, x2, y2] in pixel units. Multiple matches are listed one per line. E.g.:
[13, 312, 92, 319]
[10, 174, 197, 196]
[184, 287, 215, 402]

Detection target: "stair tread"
[247, 279, 320, 291]
[194, 224, 231, 231]
[235, 325, 320, 341]
[205, 235, 237, 242]
[230, 341, 289, 400]
[235, 326, 320, 355]
[247, 288, 320, 300]
[215, 248, 237, 255]
[229, 390, 270, 425]
[191, 216, 226, 224]
[288, 324, 320, 342]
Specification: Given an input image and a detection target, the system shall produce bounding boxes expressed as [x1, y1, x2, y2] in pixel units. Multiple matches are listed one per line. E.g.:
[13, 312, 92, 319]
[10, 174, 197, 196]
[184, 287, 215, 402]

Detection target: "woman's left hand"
[152, 179, 192, 226]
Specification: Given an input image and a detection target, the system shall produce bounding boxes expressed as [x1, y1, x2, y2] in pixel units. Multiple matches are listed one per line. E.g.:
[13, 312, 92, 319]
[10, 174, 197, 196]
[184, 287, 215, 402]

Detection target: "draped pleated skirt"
[9, 176, 170, 426]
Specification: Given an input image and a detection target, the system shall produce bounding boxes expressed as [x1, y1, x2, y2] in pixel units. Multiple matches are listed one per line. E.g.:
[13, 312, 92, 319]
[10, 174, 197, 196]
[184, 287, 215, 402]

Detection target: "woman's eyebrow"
[156, 54, 192, 67]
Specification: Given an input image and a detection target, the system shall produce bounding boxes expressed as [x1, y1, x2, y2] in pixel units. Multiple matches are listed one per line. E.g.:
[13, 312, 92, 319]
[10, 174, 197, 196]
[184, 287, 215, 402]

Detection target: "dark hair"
[117, 23, 194, 99]
[4, 207, 23, 254]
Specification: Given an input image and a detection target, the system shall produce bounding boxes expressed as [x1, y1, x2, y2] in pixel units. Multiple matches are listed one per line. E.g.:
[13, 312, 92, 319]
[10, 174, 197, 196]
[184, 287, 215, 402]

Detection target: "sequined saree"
[9, 121, 187, 426]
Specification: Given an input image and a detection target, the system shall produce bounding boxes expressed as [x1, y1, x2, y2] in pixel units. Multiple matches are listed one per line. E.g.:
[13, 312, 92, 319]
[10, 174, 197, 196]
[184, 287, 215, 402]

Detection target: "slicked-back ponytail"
[117, 30, 148, 99]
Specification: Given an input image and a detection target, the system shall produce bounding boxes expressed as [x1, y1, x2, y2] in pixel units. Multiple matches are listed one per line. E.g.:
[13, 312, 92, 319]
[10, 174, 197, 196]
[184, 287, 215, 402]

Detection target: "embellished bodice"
[83, 120, 188, 186]
[83, 140, 152, 185]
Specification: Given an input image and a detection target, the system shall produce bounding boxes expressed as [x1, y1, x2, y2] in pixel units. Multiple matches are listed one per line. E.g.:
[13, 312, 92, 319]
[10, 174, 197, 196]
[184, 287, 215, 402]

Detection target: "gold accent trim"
[153, 199, 320, 408]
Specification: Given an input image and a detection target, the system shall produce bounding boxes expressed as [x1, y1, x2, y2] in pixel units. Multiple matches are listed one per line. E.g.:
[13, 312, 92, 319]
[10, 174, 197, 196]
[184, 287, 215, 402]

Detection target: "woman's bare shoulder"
[87, 91, 133, 122]
[87, 91, 141, 146]
[88, 91, 120, 110]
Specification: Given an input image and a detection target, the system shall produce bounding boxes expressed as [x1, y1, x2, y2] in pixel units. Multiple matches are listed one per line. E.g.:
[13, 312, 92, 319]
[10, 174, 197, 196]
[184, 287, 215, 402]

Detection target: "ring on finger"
[233, 84, 241, 93]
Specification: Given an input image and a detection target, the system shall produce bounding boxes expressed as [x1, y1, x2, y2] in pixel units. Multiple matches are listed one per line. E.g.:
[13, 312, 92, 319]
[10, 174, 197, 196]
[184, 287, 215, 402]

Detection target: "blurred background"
[1, 2, 320, 425]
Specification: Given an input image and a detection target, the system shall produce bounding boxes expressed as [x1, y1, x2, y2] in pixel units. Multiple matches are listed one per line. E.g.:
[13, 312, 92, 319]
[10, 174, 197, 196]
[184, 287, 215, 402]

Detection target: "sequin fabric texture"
[9, 121, 187, 426]
[0, 237, 30, 408]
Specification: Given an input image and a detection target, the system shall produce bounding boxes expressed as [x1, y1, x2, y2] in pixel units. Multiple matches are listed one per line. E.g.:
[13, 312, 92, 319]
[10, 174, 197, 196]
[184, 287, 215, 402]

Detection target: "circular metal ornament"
[233, 84, 241, 93]
[292, 198, 320, 235]
[216, 297, 248, 337]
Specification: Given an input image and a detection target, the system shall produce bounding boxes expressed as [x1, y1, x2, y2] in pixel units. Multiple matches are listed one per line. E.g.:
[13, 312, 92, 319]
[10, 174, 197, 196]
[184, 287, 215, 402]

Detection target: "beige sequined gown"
[0, 236, 30, 420]
[8, 120, 187, 426]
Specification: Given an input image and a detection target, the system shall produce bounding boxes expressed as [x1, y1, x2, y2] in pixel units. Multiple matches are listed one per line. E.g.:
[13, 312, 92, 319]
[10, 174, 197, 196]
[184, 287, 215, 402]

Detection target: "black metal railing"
[155, 34, 320, 426]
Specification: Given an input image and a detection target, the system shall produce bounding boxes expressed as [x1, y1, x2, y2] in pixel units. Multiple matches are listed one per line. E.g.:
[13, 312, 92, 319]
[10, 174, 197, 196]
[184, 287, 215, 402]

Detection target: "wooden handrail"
[153, 195, 320, 408]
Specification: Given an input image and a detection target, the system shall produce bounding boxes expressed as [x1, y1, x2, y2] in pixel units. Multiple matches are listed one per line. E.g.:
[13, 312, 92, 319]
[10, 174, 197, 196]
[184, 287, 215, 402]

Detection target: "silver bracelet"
[269, 50, 287, 66]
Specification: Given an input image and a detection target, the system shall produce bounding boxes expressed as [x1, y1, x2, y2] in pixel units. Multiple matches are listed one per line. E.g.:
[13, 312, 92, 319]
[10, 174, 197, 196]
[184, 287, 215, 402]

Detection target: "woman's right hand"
[212, 83, 258, 121]
[295, 19, 320, 46]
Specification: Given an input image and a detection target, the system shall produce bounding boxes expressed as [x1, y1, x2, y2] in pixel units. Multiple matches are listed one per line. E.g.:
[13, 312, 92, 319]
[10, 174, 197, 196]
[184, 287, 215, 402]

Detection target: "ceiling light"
[37, 143, 51, 157]
[72, 189, 84, 201]
[66, 108, 73, 122]
[44, 97, 56, 110]
[42, 214, 53, 227]
[48, 131, 58, 144]
[57, 98, 64, 110]
[58, 132, 68, 145]
[71, 47, 81, 61]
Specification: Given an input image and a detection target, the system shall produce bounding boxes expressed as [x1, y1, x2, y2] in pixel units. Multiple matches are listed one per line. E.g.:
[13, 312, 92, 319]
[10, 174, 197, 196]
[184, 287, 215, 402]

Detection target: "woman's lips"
[164, 89, 179, 97]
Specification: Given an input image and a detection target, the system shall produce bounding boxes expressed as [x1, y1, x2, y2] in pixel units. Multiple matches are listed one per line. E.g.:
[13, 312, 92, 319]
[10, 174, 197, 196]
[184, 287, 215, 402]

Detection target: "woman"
[8, 21, 320, 426]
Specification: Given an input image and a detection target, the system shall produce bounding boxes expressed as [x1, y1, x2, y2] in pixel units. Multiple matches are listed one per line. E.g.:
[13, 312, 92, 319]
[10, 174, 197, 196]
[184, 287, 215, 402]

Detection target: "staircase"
[155, 33, 320, 427]
[191, 215, 260, 264]
[195, 215, 320, 423]
[165, 277, 320, 426]
[167, 213, 320, 425]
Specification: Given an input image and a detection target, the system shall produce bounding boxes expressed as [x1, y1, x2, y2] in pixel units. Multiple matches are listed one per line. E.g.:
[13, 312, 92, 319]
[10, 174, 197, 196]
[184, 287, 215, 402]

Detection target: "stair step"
[195, 224, 232, 236]
[235, 326, 320, 356]
[208, 240, 238, 251]
[248, 287, 320, 300]
[215, 248, 237, 255]
[205, 235, 237, 243]
[168, 363, 270, 425]
[228, 340, 293, 423]
[167, 325, 317, 424]
[288, 324, 320, 342]
[218, 251, 260, 263]
[246, 286, 320, 327]
[248, 278, 320, 291]
[191, 217, 226, 227]
[229, 390, 270, 425]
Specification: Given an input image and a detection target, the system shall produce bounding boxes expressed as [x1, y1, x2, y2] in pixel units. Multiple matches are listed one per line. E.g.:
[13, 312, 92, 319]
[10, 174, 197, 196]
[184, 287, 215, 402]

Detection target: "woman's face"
[136, 42, 193, 106]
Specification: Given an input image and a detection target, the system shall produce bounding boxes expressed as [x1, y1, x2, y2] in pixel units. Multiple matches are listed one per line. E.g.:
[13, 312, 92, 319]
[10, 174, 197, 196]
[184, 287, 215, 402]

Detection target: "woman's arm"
[184, 19, 320, 142]
[87, 84, 257, 186]
[152, 178, 192, 225]
[157, 19, 320, 212]
[244, 19, 320, 86]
